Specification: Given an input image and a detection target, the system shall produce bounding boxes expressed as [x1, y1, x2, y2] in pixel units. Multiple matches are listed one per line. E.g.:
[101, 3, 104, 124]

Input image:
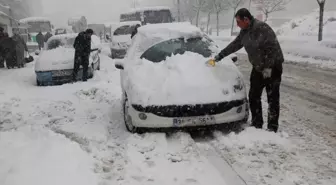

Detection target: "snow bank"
[276, 10, 336, 39]
[0, 126, 99, 185]
[125, 52, 245, 106]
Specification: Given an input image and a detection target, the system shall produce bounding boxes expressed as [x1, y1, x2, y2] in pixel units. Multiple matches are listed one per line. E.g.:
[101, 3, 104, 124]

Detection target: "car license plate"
[173, 116, 216, 127]
[52, 70, 72, 77]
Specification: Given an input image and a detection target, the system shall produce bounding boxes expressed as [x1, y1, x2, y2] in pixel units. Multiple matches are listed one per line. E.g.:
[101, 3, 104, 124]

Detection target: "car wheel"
[36, 79, 41, 86]
[97, 58, 101, 70]
[123, 97, 138, 133]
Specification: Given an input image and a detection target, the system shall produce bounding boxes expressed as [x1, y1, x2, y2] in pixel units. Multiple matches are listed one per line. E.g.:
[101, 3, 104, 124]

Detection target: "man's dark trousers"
[249, 66, 282, 132]
[73, 53, 89, 81]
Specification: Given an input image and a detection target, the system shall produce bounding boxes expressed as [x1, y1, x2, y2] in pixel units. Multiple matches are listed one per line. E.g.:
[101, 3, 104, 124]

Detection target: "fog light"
[139, 113, 147, 120]
[237, 106, 242, 113]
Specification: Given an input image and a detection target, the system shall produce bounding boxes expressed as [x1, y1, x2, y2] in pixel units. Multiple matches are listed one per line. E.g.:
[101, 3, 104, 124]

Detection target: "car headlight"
[233, 76, 244, 93]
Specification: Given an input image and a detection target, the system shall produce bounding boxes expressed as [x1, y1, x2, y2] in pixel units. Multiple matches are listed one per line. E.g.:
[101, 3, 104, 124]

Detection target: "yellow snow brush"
[206, 59, 216, 67]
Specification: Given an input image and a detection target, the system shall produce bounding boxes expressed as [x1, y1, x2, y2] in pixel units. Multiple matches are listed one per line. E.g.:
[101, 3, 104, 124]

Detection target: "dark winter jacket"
[44, 32, 53, 42]
[36, 32, 44, 46]
[73, 32, 91, 56]
[215, 18, 284, 72]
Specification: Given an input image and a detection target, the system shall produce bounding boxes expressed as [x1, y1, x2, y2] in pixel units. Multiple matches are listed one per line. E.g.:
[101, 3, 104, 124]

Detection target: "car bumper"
[111, 48, 127, 59]
[128, 99, 249, 128]
[36, 68, 93, 85]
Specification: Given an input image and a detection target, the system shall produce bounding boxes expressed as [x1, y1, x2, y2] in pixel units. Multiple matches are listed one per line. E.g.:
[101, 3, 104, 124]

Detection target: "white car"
[110, 21, 141, 59]
[35, 33, 101, 86]
[115, 22, 249, 133]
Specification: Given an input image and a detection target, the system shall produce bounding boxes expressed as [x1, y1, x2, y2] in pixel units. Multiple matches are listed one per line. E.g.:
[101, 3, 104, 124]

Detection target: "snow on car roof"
[20, 17, 50, 23]
[48, 33, 78, 42]
[122, 6, 171, 15]
[129, 22, 205, 56]
[138, 22, 203, 40]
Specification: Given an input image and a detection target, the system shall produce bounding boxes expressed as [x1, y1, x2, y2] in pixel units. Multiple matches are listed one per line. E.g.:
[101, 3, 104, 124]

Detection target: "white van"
[109, 21, 141, 59]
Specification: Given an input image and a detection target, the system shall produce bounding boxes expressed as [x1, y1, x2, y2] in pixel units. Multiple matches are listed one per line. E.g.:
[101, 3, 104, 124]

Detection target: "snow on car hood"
[124, 52, 246, 106]
[35, 47, 75, 71]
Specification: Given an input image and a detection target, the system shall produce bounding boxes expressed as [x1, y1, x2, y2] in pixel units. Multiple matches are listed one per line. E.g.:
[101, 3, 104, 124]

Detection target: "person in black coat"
[36, 31, 44, 50]
[131, 24, 141, 39]
[72, 29, 94, 82]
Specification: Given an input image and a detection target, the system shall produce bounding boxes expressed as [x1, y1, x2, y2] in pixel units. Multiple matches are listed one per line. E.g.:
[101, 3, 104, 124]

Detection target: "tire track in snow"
[121, 132, 232, 185]
[236, 54, 336, 110]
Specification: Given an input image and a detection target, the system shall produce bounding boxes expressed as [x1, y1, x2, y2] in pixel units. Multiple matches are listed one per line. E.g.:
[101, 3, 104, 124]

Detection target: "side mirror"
[231, 56, 238, 63]
[115, 63, 124, 70]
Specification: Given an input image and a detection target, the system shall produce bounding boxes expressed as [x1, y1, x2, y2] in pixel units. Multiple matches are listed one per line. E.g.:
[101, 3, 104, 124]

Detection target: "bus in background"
[119, 6, 174, 25]
[19, 17, 53, 51]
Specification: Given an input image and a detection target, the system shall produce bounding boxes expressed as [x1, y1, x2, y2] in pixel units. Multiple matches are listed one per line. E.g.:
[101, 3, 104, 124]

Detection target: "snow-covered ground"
[211, 10, 336, 69]
[0, 45, 335, 185]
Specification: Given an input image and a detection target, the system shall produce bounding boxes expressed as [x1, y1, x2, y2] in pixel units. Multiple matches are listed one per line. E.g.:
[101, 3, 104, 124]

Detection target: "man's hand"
[262, 68, 272, 78]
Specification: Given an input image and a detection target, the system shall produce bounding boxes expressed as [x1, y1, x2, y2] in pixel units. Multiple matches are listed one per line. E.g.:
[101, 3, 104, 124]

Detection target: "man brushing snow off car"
[209, 8, 284, 133]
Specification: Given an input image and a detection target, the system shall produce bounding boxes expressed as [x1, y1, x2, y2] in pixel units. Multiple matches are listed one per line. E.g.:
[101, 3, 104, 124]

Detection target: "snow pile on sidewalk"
[0, 126, 99, 185]
[276, 10, 336, 39]
[124, 51, 244, 106]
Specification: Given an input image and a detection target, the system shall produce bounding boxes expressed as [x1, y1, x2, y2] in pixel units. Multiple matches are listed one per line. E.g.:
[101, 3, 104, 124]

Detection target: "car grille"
[132, 99, 246, 117]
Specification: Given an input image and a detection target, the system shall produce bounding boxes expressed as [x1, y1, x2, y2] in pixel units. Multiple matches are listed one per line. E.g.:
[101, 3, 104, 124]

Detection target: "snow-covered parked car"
[115, 22, 248, 133]
[35, 33, 101, 86]
[110, 21, 141, 59]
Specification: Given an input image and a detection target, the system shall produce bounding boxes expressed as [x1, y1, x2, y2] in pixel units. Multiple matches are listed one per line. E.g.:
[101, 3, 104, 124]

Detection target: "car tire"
[36, 79, 41, 86]
[123, 96, 139, 133]
[97, 58, 101, 70]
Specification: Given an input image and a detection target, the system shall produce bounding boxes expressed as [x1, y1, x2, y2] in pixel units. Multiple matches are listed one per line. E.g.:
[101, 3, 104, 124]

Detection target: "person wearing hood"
[208, 8, 284, 133]
[12, 30, 28, 68]
[44, 31, 53, 43]
[36, 31, 44, 50]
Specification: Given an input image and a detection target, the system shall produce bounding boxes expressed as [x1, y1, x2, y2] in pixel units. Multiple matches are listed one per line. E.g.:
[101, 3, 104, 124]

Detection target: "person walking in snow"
[209, 8, 284, 133]
[36, 31, 44, 50]
[0, 27, 5, 68]
[72, 29, 94, 82]
[131, 24, 141, 39]
[12, 30, 28, 68]
[44, 31, 53, 43]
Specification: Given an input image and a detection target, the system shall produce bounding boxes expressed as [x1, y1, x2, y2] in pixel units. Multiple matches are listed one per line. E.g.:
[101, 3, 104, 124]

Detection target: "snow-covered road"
[0, 50, 335, 185]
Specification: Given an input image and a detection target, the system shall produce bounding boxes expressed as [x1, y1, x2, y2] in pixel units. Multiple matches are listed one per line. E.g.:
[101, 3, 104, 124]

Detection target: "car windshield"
[113, 25, 137, 35]
[143, 10, 172, 24]
[27, 21, 51, 33]
[140, 37, 213, 63]
[47, 37, 76, 50]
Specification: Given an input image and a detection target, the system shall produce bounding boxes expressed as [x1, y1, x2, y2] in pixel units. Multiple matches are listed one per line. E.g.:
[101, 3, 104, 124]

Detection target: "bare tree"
[316, 0, 326, 41]
[173, 0, 196, 23]
[253, 0, 290, 22]
[201, 0, 214, 34]
[228, 0, 246, 36]
[211, 0, 229, 36]
[192, 0, 208, 26]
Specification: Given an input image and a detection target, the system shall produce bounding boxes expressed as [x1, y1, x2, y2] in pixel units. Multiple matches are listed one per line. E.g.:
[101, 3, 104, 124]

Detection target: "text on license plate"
[173, 116, 216, 127]
[53, 70, 72, 76]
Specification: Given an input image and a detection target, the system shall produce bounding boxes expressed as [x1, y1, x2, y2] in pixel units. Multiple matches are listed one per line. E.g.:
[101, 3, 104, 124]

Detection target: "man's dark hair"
[85, 29, 94, 34]
[235, 8, 253, 20]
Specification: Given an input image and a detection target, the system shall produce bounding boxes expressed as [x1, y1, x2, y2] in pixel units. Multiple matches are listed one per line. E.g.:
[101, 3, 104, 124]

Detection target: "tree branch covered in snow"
[173, 0, 197, 23]
[210, 0, 230, 36]
[192, 0, 209, 26]
[227, 0, 246, 35]
[253, 0, 290, 22]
